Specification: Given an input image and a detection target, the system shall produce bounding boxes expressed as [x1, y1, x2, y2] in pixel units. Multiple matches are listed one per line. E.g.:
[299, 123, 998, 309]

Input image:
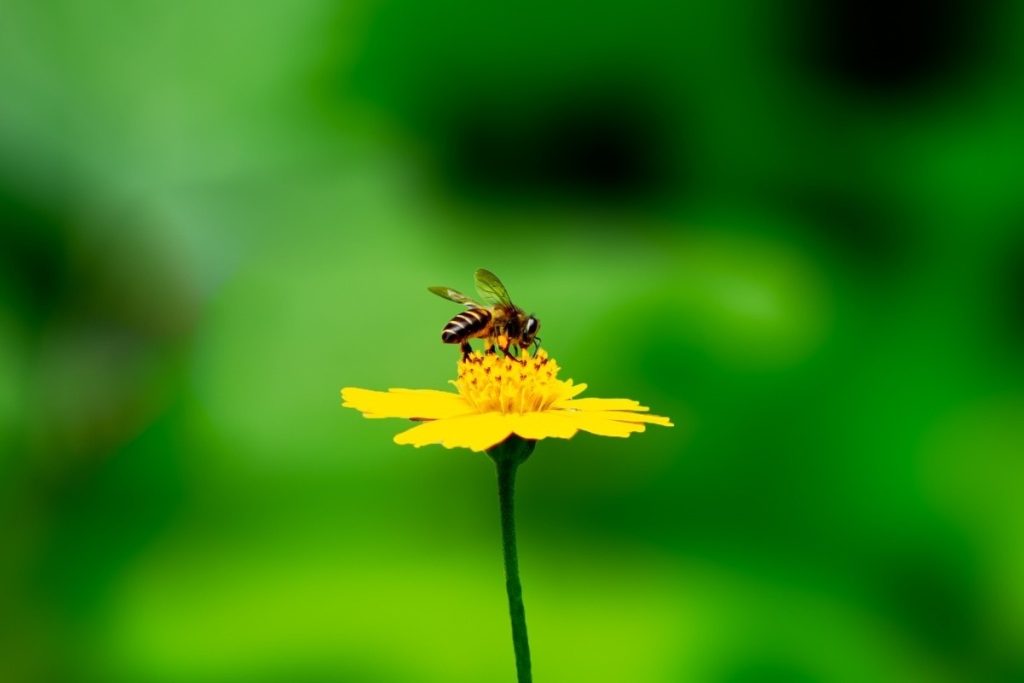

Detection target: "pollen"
[454, 350, 574, 414]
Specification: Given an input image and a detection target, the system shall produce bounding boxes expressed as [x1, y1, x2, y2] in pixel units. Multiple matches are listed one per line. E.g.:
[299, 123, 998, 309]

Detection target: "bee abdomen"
[442, 307, 491, 343]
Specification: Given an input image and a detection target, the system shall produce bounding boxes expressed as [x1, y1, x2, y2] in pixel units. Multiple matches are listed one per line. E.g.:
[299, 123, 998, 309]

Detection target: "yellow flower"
[341, 350, 672, 452]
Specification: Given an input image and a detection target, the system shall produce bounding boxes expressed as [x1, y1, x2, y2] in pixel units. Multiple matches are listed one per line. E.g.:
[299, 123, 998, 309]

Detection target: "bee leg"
[483, 339, 495, 355]
[502, 343, 527, 364]
[460, 341, 473, 360]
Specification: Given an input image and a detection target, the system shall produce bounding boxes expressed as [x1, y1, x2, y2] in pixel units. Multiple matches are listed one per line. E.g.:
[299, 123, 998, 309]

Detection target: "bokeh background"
[2, 1, 1023, 682]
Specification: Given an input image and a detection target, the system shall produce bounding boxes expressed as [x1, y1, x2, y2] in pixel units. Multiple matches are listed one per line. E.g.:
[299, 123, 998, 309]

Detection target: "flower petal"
[393, 413, 512, 452]
[557, 381, 588, 401]
[508, 412, 580, 441]
[579, 410, 674, 427]
[341, 388, 474, 420]
[571, 414, 648, 438]
[553, 397, 647, 412]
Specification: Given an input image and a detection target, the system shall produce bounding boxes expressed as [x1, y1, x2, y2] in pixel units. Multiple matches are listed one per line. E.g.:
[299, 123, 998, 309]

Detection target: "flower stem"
[488, 436, 536, 683]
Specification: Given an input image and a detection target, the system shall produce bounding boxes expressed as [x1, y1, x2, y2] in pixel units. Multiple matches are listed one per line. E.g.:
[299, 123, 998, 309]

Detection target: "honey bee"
[429, 269, 541, 360]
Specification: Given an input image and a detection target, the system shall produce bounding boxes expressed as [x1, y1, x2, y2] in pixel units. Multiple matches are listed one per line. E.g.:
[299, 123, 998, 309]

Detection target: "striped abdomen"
[441, 307, 492, 343]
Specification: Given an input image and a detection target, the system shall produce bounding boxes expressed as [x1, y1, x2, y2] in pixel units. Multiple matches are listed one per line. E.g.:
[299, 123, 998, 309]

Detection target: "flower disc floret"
[454, 350, 576, 414]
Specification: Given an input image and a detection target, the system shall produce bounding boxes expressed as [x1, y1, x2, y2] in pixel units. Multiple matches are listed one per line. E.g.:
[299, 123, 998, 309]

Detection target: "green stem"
[488, 436, 535, 683]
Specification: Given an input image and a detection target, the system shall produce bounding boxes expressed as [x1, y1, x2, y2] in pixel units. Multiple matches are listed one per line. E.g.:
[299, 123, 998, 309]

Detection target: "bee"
[429, 269, 541, 360]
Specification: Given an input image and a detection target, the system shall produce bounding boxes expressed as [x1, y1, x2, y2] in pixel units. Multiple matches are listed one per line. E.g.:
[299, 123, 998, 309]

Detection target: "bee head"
[521, 315, 540, 346]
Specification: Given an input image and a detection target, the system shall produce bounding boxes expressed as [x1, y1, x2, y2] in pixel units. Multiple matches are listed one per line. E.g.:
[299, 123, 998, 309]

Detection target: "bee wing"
[474, 268, 514, 306]
[428, 286, 484, 308]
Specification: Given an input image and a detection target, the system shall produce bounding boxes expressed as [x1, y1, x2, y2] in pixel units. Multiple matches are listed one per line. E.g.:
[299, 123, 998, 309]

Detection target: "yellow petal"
[553, 397, 647, 412]
[341, 388, 474, 420]
[558, 381, 588, 401]
[571, 414, 649, 438]
[578, 410, 674, 427]
[393, 412, 512, 452]
[508, 412, 580, 441]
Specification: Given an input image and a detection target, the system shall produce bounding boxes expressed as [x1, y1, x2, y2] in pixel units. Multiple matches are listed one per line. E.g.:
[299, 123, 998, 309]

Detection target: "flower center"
[454, 350, 568, 414]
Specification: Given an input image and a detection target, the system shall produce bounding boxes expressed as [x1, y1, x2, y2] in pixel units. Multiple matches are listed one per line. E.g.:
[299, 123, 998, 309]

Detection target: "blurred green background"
[2, 1, 1023, 682]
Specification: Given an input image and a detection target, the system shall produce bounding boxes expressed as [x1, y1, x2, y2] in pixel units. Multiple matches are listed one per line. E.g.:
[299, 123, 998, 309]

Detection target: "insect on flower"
[430, 269, 540, 360]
